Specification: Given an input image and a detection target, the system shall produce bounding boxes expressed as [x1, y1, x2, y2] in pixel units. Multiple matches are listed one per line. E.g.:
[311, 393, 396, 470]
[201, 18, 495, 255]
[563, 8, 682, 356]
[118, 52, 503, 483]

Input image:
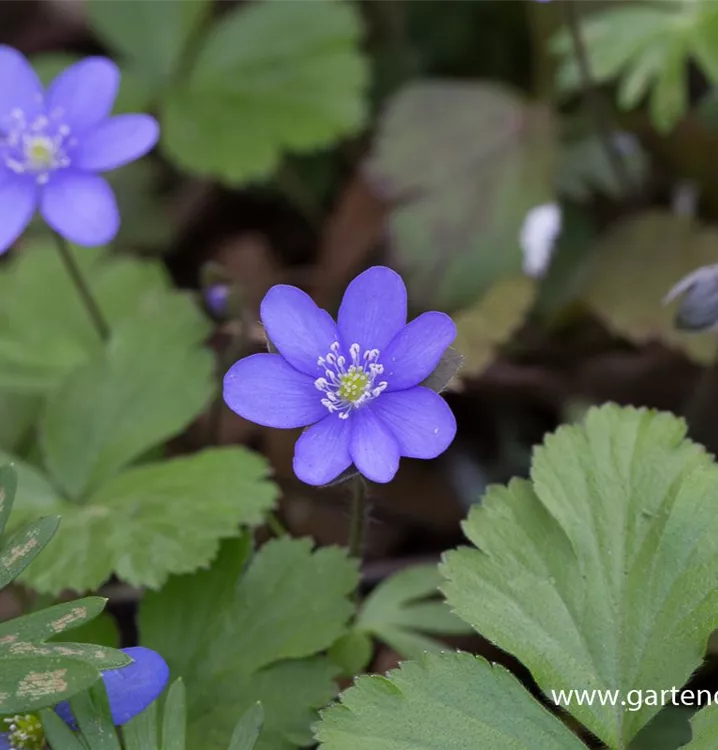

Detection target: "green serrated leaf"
[357, 564, 472, 661]
[87, 0, 210, 91]
[40, 312, 214, 500]
[442, 404, 718, 748]
[315, 651, 587, 749]
[553, 1, 718, 133]
[140, 537, 358, 750]
[162, 0, 368, 185]
[366, 81, 556, 310]
[0, 516, 59, 590]
[582, 211, 718, 365]
[161, 679, 187, 750]
[0, 243, 210, 394]
[228, 703, 264, 750]
[0, 656, 101, 713]
[685, 702, 718, 749]
[11, 449, 277, 594]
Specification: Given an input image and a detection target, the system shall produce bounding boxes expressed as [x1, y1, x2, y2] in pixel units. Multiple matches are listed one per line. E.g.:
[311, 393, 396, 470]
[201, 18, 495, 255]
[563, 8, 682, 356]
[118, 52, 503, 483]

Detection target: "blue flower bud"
[663, 265, 718, 332]
[204, 284, 230, 318]
[55, 646, 170, 727]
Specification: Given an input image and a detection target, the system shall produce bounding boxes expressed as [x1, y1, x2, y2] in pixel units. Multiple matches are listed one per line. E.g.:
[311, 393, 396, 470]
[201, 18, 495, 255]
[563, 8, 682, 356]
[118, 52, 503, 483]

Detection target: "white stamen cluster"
[1, 106, 74, 184]
[314, 341, 388, 419]
[3, 714, 44, 750]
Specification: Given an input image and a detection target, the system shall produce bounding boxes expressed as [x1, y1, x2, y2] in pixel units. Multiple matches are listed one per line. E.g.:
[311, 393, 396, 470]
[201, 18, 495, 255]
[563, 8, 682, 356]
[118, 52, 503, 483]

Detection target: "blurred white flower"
[520, 203, 562, 278]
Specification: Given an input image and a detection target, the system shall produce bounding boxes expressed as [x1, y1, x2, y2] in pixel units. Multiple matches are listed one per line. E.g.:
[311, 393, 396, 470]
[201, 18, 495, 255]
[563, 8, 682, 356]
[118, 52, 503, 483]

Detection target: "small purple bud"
[204, 284, 230, 318]
[55, 647, 170, 727]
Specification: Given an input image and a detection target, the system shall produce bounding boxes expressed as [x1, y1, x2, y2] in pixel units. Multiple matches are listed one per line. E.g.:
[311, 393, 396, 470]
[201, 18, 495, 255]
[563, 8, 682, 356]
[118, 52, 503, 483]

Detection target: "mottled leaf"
[0, 656, 101, 714]
[0, 516, 59, 590]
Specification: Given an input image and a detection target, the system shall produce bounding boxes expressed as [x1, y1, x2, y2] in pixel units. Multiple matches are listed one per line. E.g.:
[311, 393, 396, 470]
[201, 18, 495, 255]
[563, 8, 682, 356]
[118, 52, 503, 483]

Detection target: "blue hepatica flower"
[55, 646, 170, 727]
[0, 46, 159, 254]
[224, 266, 458, 485]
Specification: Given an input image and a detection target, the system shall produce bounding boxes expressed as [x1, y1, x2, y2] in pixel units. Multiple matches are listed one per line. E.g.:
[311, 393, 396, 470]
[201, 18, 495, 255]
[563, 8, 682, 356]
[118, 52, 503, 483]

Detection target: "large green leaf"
[0, 243, 210, 394]
[0, 390, 39, 452]
[315, 651, 587, 749]
[365, 80, 556, 310]
[87, 0, 210, 90]
[357, 564, 472, 660]
[441, 404, 718, 748]
[140, 537, 358, 750]
[40, 312, 214, 500]
[162, 0, 368, 184]
[582, 211, 718, 364]
[8, 448, 277, 594]
[685, 703, 718, 749]
[552, 1, 718, 132]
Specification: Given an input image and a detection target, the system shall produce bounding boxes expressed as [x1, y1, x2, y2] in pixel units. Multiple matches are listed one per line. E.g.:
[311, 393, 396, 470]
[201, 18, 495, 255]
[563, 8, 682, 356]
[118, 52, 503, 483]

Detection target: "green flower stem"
[348, 476, 368, 560]
[563, 0, 635, 195]
[52, 232, 110, 341]
[266, 511, 287, 537]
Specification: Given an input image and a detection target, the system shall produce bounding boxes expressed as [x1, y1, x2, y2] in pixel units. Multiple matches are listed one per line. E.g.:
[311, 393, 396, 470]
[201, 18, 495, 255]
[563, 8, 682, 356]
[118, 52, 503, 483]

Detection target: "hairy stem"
[52, 232, 110, 341]
[348, 476, 368, 560]
[563, 0, 635, 195]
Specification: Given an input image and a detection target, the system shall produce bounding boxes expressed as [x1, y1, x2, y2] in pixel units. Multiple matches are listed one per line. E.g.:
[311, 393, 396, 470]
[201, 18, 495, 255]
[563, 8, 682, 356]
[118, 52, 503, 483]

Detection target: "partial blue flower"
[0, 735, 8, 750]
[224, 266, 457, 485]
[0, 47, 159, 254]
[55, 646, 169, 727]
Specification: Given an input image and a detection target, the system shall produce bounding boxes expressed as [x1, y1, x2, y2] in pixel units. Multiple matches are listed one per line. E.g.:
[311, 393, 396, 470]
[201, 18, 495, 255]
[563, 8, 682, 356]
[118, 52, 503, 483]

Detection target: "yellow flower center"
[337, 368, 371, 404]
[25, 137, 55, 170]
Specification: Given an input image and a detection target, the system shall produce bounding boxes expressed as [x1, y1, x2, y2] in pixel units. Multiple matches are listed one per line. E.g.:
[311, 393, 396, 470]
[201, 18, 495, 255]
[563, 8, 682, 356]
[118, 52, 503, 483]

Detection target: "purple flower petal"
[337, 266, 407, 353]
[224, 353, 326, 429]
[293, 414, 352, 485]
[56, 647, 169, 727]
[373, 387, 456, 459]
[0, 734, 10, 750]
[350, 408, 400, 483]
[40, 171, 119, 246]
[73, 114, 160, 172]
[382, 312, 456, 391]
[45, 57, 120, 134]
[0, 46, 43, 125]
[0, 172, 36, 255]
[260, 285, 338, 376]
